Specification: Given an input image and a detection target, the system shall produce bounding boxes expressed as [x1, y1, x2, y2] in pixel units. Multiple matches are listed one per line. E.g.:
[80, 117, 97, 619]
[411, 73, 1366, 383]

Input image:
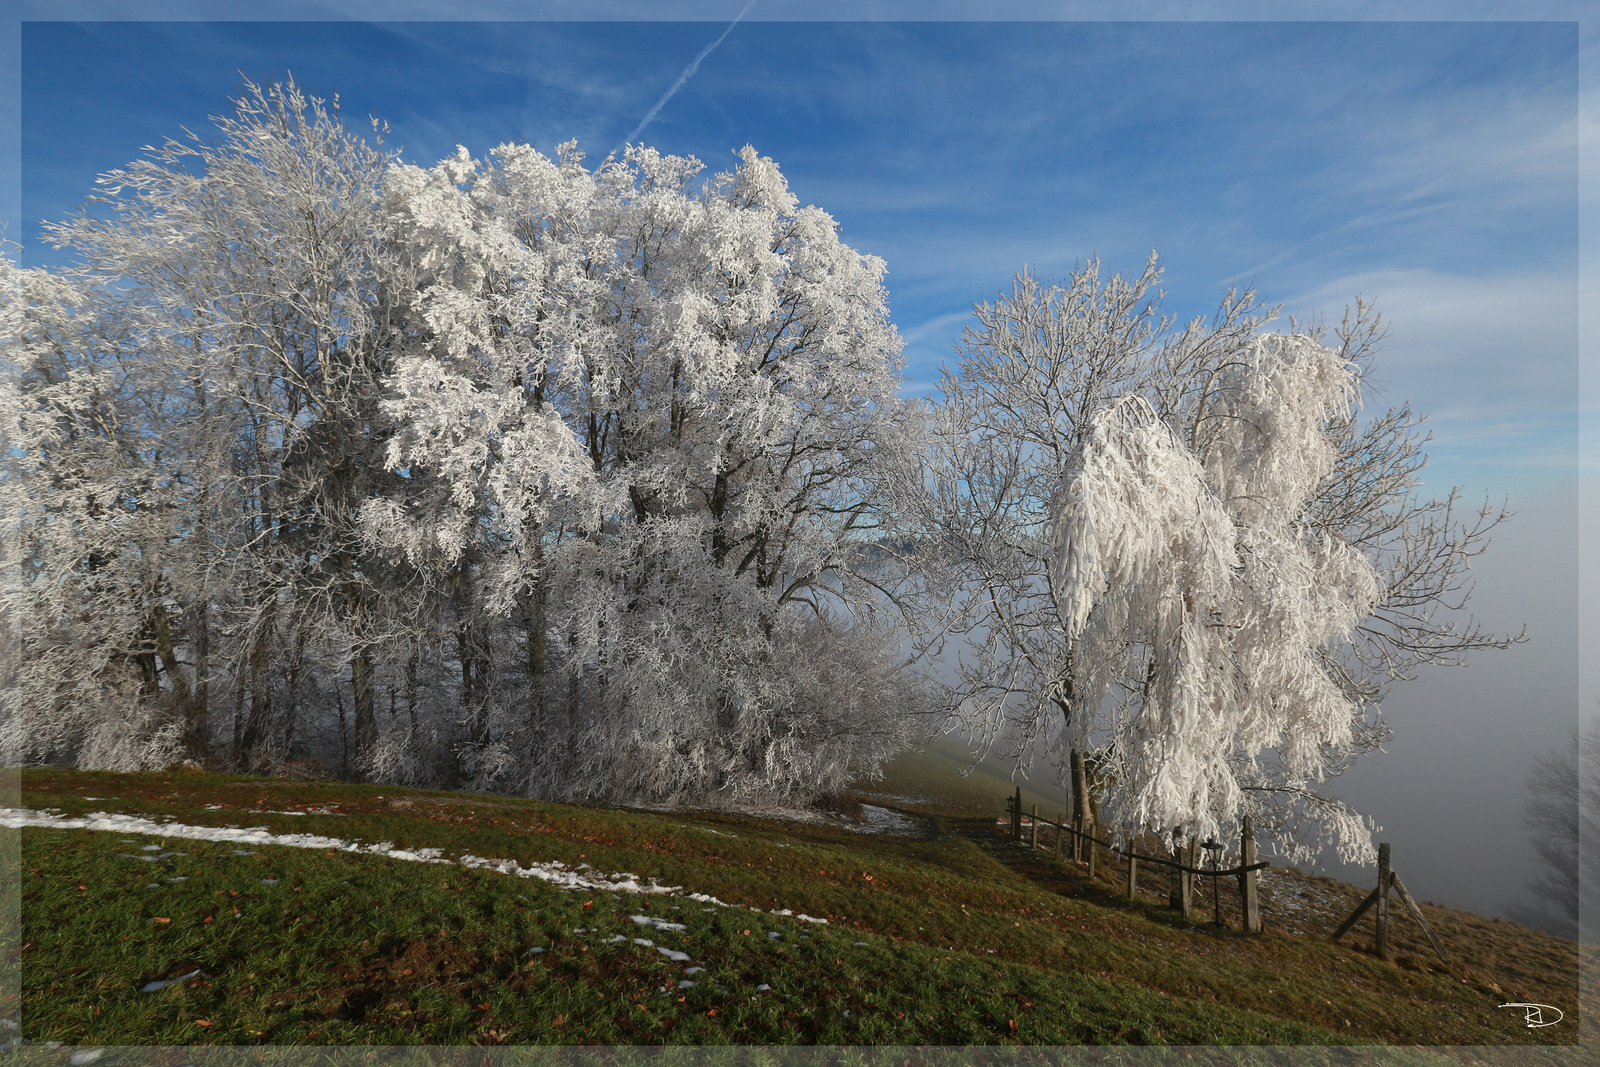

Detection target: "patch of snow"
[854, 804, 921, 835]
[140, 969, 202, 993]
[656, 946, 691, 962]
[457, 852, 680, 895]
[2, 807, 830, 933]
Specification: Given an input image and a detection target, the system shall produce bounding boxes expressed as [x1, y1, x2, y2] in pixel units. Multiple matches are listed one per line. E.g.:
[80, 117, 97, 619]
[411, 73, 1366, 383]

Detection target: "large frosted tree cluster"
[0, 81, 923, 806]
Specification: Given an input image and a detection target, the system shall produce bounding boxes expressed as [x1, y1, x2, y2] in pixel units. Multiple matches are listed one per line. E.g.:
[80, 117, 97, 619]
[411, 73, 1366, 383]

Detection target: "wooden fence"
[1001, 790, 1454, 963]
[1331, 841, 1451, 963]
[1002, 787, 1268, 933]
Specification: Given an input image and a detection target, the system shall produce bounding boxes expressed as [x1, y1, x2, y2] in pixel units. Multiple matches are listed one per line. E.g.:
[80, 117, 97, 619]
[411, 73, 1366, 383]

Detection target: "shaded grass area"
[11, 768, 1581, 1048]
[867, 738, 1071, 818]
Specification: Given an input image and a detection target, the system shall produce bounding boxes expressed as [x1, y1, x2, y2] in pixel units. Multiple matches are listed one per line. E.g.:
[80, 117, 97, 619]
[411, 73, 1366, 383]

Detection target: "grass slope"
[10, 768, 1583, 1052]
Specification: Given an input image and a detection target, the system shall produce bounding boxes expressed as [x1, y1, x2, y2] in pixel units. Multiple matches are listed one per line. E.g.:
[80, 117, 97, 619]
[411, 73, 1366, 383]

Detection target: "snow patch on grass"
[3, 807, 833, 930]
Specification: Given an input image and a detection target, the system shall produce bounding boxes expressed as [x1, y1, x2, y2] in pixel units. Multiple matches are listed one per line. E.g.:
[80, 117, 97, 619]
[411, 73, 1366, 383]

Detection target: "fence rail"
[1003, 787, 1267, 931]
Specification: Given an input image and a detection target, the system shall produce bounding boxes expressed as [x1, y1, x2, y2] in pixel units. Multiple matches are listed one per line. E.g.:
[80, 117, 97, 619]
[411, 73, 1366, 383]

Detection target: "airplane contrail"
[607, 0, 759, 162]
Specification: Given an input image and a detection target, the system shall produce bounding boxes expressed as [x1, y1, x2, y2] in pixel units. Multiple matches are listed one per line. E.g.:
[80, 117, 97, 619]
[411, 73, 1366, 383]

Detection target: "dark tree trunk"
[524, 537, 547, 741]
[352, 645, 377, 776]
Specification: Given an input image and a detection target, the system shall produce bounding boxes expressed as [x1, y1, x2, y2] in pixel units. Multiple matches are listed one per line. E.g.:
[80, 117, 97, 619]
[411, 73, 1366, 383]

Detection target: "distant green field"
[864, 733, 1071, 818]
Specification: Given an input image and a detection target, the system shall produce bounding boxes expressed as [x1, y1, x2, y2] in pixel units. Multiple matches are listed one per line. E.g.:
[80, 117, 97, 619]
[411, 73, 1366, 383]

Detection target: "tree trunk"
[280, 622, 306, 760]
[1170, 831, 1195, 918]
[151, 603, 205, 756]
[454, 560, 491, 763]
[237, 608, 274, 771]
[524, 532, 546, 741]
[352, 646, 376, 778]
[1070, 750, 1088, 861]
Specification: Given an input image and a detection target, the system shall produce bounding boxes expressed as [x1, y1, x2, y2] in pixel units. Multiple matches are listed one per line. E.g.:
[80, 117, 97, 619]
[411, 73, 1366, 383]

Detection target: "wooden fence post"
[1239, 815, 1260, 934]
[1170, 832, 1194, 917]
[1086, 814, 1097, 878]
[1184, 837, 1198, 918]
[1375, 842, 1391, 961]
[1332, 858, 1450, 964]
[1054, 814, 1064, 857]
[1011, 787, 1021, 840]
[1029, 805, 1038, 849]
[1070, 751, 1087, 861]
[1390, 874, 1452, 964]
[1127, 848, 1138, 901]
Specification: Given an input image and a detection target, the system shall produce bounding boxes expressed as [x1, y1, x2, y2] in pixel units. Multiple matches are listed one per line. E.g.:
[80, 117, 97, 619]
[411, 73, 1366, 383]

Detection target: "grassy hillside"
[7, 767, 1584, 1055]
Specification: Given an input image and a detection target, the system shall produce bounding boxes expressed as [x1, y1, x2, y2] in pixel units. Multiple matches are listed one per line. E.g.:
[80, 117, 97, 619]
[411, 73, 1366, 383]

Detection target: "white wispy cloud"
[1285, 267, 1577, 490]
[608, 0, 759, 160]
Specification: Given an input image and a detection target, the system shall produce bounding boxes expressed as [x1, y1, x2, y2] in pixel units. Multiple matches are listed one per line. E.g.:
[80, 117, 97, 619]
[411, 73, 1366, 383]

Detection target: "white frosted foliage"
[0, 78, 924, 805]
[361, 138, 922, 805]
[1049, 335, 1382, 856]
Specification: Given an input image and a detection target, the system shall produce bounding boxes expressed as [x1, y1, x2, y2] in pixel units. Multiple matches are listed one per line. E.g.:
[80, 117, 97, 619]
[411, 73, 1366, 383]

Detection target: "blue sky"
[3, 2, 1593, 926]
[14, 17, 1579, 497]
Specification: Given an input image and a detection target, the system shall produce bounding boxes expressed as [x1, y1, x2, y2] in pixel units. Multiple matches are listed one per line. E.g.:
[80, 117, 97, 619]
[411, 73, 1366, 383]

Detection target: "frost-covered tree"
[2, 78, 925, 806]
[362, 140, 924, 805]
[1049, 336, 1384, 859]
[1504, 722, 1592, 939]
[0, 256, 192, 769]
[17, 77, 408, 777]
[889, 255, 1519, 863]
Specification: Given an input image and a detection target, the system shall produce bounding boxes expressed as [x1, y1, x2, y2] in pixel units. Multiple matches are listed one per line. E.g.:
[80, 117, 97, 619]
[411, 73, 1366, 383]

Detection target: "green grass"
[9, 768, 1582, 1052]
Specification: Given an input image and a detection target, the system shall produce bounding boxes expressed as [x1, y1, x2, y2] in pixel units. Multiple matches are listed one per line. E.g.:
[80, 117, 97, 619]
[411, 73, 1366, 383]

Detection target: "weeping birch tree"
[1049, 337, 1384, 859]
[890, 255, 1520, 862]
